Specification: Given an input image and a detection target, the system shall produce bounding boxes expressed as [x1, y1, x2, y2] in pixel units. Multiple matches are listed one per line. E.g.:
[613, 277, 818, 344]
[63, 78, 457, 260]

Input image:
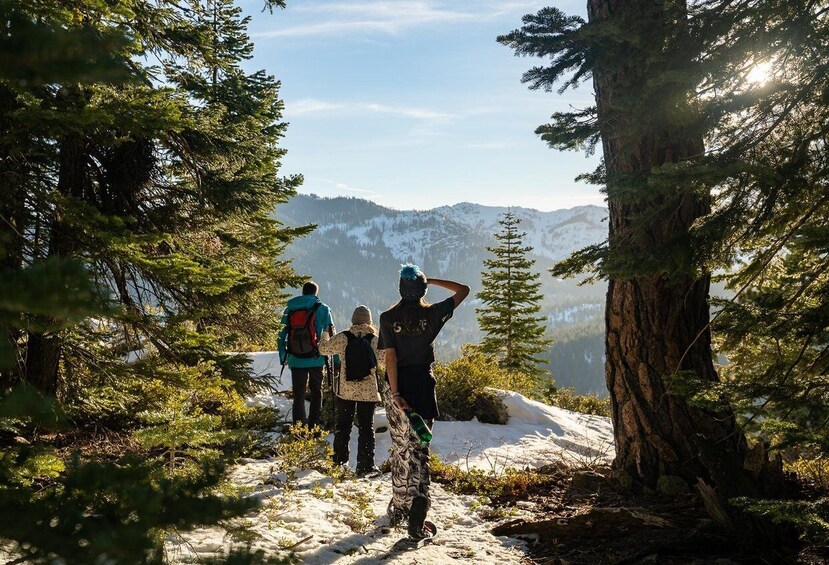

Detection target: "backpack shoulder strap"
[344, 330, 355, 343]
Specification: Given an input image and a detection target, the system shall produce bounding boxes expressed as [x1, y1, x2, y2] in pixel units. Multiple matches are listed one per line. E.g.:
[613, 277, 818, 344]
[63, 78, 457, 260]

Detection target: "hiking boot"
[407, 495, 430, 538]
[356, 465, 382, 478]
[409, 519, 437, 540]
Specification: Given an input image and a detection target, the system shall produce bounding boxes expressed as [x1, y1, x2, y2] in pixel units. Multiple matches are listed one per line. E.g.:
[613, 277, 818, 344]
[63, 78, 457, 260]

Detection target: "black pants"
[333, 395, 376, 473]
[290, 366, 323, 429]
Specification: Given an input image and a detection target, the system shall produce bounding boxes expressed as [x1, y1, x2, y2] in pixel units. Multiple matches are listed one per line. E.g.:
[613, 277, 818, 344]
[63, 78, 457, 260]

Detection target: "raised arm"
[427, 278, 470, 308]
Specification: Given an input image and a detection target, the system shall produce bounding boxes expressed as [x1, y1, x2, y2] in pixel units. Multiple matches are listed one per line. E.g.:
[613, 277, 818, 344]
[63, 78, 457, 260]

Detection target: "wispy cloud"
[311, 178, 383, 197]
[254, 1, 546, 39]
[256, 2, 476, 38]
[363, 103, 452, 120]
[467, 141, 513, 150]
[288, 98, 454, 120]
[290, 99, 344, 114]
[334, 181, 374, 193]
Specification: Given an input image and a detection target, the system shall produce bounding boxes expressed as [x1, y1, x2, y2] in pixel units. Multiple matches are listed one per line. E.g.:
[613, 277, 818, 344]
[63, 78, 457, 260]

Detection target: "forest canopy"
[0, 0, 309, 561]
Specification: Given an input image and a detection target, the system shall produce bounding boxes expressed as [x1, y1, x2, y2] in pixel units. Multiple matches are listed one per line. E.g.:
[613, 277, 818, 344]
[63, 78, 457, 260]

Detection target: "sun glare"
[746, 61, 773, 85]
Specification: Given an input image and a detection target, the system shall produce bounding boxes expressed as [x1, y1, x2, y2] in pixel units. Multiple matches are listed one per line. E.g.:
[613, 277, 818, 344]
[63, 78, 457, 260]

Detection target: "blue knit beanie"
[399, 263, 427, 301]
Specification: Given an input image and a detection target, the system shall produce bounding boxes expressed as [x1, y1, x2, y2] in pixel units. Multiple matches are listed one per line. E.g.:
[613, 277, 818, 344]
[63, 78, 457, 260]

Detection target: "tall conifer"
[0, 1, 306, 560]
[690, 0, 829, 458]
[0, 0, 310, 399]
[500, 0, 829, 539]
[498, 3, 779, 496]
[476, 211, 552, 378]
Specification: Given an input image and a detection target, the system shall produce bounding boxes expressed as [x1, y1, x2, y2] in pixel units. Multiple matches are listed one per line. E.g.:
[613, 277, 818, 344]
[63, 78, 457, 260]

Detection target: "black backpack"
[344, 331, 377, 381]
[286, 302, 322, 358]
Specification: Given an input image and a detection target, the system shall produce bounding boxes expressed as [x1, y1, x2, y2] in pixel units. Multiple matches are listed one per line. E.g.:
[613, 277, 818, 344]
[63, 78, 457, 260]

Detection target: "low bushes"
[429, 454, 556, 499]
[434, 345, 537, 423]
[542, 385, 611, 418]
[433, 345, 612, 421]
[785, 456, 829, 491]
[273, 424, 340, 483]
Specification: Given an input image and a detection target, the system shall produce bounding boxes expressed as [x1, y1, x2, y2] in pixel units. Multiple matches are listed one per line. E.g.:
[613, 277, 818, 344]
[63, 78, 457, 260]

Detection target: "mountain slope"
[274, 195, 608, 394]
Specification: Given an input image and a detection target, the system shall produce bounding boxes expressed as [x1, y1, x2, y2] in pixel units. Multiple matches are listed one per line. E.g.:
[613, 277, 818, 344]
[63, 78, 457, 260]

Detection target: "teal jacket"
[277, 295, 335, 369]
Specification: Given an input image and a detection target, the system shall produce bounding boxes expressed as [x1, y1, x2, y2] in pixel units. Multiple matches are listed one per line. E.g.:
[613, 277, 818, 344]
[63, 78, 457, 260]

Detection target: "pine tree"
[476, 211, 552, 378]
[499, 0, 829, 541]
[0, 0, 310, 400]
[498, 3, 778, 497]
[0, 1, 304, 561]
[689, 1, 829, 458]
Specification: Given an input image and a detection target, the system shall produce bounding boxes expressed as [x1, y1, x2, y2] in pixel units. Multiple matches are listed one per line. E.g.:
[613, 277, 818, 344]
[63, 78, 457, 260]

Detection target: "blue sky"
[240, 0, 602, 211]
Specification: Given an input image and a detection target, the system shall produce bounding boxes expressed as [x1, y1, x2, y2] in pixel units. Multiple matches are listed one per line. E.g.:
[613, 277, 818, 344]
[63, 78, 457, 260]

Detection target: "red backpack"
[286, 302, 322, 358]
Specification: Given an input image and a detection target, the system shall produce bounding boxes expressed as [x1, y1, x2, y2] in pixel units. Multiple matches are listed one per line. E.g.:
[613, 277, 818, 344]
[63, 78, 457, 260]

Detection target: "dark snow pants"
[333, 396, 376, 473]
[290, 366, 323, 429]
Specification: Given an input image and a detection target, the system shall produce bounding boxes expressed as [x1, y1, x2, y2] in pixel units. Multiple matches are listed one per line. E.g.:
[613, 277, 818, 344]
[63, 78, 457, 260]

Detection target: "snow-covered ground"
[167, 352, 614, 563]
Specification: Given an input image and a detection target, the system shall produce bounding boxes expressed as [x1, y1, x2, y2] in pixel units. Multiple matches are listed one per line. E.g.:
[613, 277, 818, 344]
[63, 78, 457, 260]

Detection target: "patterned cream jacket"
[319, 323, 385, 403]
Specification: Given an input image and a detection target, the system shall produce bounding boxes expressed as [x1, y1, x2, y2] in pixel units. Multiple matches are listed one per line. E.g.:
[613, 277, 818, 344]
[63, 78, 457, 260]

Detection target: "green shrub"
[731, 497, 825, 544]
[0, 452, 258, 564]
[273, 425, 337, 483]
[0, 448, 64, 488]
[223, 406, 284, 459]
[337, 486, 377, 533]
[785, 456, 829, 491]
[542, 385, 611, 417]
[429, 454, 553, 498]
[434, 345, 538, 422]
[135, 398, 228, 476]
[474, 389, 510, 425]
[224, 405, 283, 432]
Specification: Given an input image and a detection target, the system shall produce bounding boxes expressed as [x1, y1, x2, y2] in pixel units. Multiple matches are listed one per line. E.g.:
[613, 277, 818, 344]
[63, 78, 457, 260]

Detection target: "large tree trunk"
[24, 128, 87, 397]
[589, 0, 763, 497]
[0, 86, 26, 390]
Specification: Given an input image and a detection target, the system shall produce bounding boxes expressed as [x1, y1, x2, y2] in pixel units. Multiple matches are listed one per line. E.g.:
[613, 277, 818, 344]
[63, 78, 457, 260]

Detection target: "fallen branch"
[283, 535, 313, 550]
[492, 507, 672, 540]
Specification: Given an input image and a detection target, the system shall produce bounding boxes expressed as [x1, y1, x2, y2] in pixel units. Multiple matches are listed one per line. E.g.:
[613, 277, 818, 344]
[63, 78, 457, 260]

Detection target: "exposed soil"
[478, 468, 827, 565]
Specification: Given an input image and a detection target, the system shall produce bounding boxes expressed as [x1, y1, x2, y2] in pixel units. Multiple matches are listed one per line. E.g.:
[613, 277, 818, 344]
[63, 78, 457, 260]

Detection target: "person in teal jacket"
[277, 281, 335, 429]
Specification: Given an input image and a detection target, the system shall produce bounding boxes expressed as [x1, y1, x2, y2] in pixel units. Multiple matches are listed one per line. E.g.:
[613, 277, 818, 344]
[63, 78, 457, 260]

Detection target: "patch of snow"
[173, 352, 615, 563]
[168, 463, 528, 564]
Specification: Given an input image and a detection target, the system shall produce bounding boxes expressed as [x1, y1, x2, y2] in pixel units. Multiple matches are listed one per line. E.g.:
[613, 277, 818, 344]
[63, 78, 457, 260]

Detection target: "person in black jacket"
[378, 264, 469, 540]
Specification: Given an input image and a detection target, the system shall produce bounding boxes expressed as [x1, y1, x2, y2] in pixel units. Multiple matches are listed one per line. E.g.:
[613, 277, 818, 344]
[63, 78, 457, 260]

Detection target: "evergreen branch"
[673, 192, 829, 377]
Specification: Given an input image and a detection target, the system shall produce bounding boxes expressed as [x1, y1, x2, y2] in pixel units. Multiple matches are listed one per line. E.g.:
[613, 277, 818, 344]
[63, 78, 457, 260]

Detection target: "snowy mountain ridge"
[290, 196, 607, 266]
[433, 201, 607, 261]
[274, 194, 609, 394]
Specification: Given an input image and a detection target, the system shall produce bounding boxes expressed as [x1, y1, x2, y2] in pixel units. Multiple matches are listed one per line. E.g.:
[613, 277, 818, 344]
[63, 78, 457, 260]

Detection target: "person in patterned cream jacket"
[319, 305, 385, 476]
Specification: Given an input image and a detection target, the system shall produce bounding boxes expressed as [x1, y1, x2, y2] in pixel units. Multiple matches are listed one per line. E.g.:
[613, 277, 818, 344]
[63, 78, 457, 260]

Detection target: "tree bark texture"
[588, 0, 760, 496]
[0, 86, 26, 388]
[24, 129, 87, 397]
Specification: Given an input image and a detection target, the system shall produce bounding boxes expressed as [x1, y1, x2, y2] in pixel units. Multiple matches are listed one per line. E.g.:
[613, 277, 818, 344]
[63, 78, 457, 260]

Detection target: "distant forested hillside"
[274, 194, 609, 394]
